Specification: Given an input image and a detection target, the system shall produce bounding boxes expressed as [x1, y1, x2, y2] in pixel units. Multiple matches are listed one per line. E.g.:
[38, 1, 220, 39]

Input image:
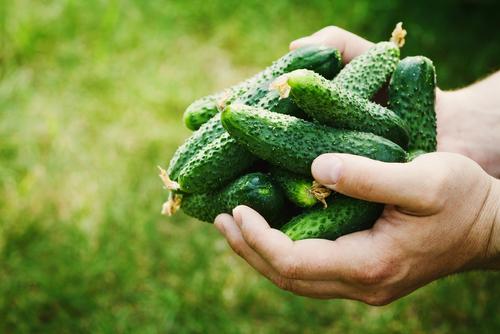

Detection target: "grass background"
[1, 0, 499, 332]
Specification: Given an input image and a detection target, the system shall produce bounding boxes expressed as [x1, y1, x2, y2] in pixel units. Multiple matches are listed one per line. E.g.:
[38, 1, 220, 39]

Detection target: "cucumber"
[221, 104, 407, 176]
[281, 195, 383, 240]
[180, 172, 287, 227]
[406, 149, 427, 161]
[276, 69, 409, 148]
[271, 167, 330, 208]
[254, 89, 309, 120]
[182, 96, 221, 132]
[183, 45, 343, 131]
[388, 56, 437, 152]
[176, 131, 257, 193]
[167, 113, 225, 181]
[332, 23, 406, 99]
[171, 95, 305, 194]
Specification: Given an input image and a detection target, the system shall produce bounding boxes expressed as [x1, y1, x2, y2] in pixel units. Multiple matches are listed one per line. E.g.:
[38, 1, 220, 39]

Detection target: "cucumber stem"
[158, 165, 180, 191]
[217, 89, 233, 111]
[390, 22, 407, 48]
[161, 192, 182, 216]
[270, 74, 291, 99]
[310, 181, 333, 208]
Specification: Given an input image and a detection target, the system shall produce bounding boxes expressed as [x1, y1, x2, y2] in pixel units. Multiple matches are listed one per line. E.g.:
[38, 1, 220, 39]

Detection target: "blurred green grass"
[1, 0, 499, 332]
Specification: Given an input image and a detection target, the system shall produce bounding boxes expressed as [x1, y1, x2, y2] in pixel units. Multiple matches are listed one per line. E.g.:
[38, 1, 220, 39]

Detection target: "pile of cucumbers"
[159, 23, 437, 241]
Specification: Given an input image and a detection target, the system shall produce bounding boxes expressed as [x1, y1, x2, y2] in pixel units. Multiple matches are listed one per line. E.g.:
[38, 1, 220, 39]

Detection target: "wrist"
[437, 87, 500, 178]
[481, 178, 500, 270]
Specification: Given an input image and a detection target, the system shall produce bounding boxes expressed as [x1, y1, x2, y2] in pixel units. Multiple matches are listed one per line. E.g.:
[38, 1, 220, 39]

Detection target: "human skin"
[287, 26, 500, 178]
[214, 27, 500, 305]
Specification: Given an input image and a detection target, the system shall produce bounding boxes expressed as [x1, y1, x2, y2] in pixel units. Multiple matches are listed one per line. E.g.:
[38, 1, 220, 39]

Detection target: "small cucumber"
[180, 172, 287, 227]
[406, 149, 427, 161]
[183, 45, 343, 131]
[271, 167, 331, 208]
[176, 131, 257, 193]
[281, 195, 383, 241]
[182, 96, 221, 132]
[167, 114, 225, 181]
[332, 23, 406, 99]
[277, 69, 409, 148]
[254, 89, 309, 120]
[388, 56, 437, 152]
[221, 104, 407, 176]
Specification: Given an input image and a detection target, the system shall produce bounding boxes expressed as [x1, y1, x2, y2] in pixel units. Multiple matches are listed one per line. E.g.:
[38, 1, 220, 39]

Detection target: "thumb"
[311, 153, 440, 214]
[289, 26, 373, 63]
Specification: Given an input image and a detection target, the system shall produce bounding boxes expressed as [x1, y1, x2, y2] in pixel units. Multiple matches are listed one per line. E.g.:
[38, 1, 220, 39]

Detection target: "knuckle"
[228, 239, 246, 258]
[273, 276, 295, 292]
[325, 25, 339, 32]
[243, 230, 262, 250]
[418, 168, 452, 211]
[355, 179, 376, 198]
[318, 25, 341, 36]
[362, 291, 395, 306]
[340, 172, 376, 198]
[275, 256, 301, 279]
[354, 258, 396, 286]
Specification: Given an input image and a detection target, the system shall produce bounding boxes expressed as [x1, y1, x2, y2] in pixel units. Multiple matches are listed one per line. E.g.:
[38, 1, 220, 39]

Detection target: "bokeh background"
[1, 0, 499, 332]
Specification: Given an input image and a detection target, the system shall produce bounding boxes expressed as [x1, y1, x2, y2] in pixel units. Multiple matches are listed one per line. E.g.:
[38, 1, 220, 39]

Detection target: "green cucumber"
[281, 195, 383, 240]
[388, 56, 437, 152]
[278, 69, 409, 148]
[167, 113, 225, 181]
[183, 45, 343, 131]
[176, 131, 257, 193]
[406, 149, 427, 161]
[254, 89, 309, 119]
[181, 172, 287, 227]
[332, 23, 405, 99]
[221, 104, 407, 176]
[271, 167, 328, 208]
[182, 96, 221, 132]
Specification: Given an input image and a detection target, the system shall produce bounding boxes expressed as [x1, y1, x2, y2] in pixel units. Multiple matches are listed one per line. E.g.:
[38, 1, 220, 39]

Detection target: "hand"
[290, 26, 500, 178]
[215, 153, 500, 304]
[436, 73, 500, 178]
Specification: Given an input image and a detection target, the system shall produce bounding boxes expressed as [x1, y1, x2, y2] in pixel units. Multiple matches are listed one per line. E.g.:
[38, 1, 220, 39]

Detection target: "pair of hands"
[214, 27, 500, 305]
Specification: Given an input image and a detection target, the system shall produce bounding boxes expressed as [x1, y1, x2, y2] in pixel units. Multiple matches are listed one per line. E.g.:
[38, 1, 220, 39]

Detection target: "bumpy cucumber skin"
[221, 104, 407, 176]
[167, 114, 225, 181]
[286, 69, 409, 148]
[177, 132, 256, 193]
[406, 149, 427, 161]
[333, 41, 400, 99]
[182, 96, 220, 132]
[181, 173, 286, 227]
[281, 195, 383, 241]
[183, 46, 343, 130]
[255, 89, 309, 119]
[388, 56, 437, 152]
[271, 167, 318, 208]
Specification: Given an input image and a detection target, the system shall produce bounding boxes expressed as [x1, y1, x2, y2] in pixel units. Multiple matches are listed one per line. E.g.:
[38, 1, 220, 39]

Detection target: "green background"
[1, 0, 499, 332]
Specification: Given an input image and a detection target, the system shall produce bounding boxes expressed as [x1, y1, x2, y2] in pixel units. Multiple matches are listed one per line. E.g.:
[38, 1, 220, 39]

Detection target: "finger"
[216, 214, 360, 299]
[289, 26, 373, 63]
[232, 206, 295, 270]
[311, 153, 447, 214]
[233, 205, 390, 284]
[215, 214, 280, 280]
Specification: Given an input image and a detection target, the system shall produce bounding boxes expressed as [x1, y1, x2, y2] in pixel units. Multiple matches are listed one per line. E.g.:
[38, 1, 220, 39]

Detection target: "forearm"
[474, 178, 500, 270]
[456, 71, 500, 99]
[447, 72, 500, 131]
[437, 71, 500, 177]
[484, 177, 500, 269]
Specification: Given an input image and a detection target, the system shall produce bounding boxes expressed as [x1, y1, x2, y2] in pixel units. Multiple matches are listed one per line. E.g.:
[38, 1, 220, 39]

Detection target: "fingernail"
[214, 215, 227, 234]
[312, 154, 342, 186]
[289, 38, 307, 50]
[232, 207, 243, 227]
